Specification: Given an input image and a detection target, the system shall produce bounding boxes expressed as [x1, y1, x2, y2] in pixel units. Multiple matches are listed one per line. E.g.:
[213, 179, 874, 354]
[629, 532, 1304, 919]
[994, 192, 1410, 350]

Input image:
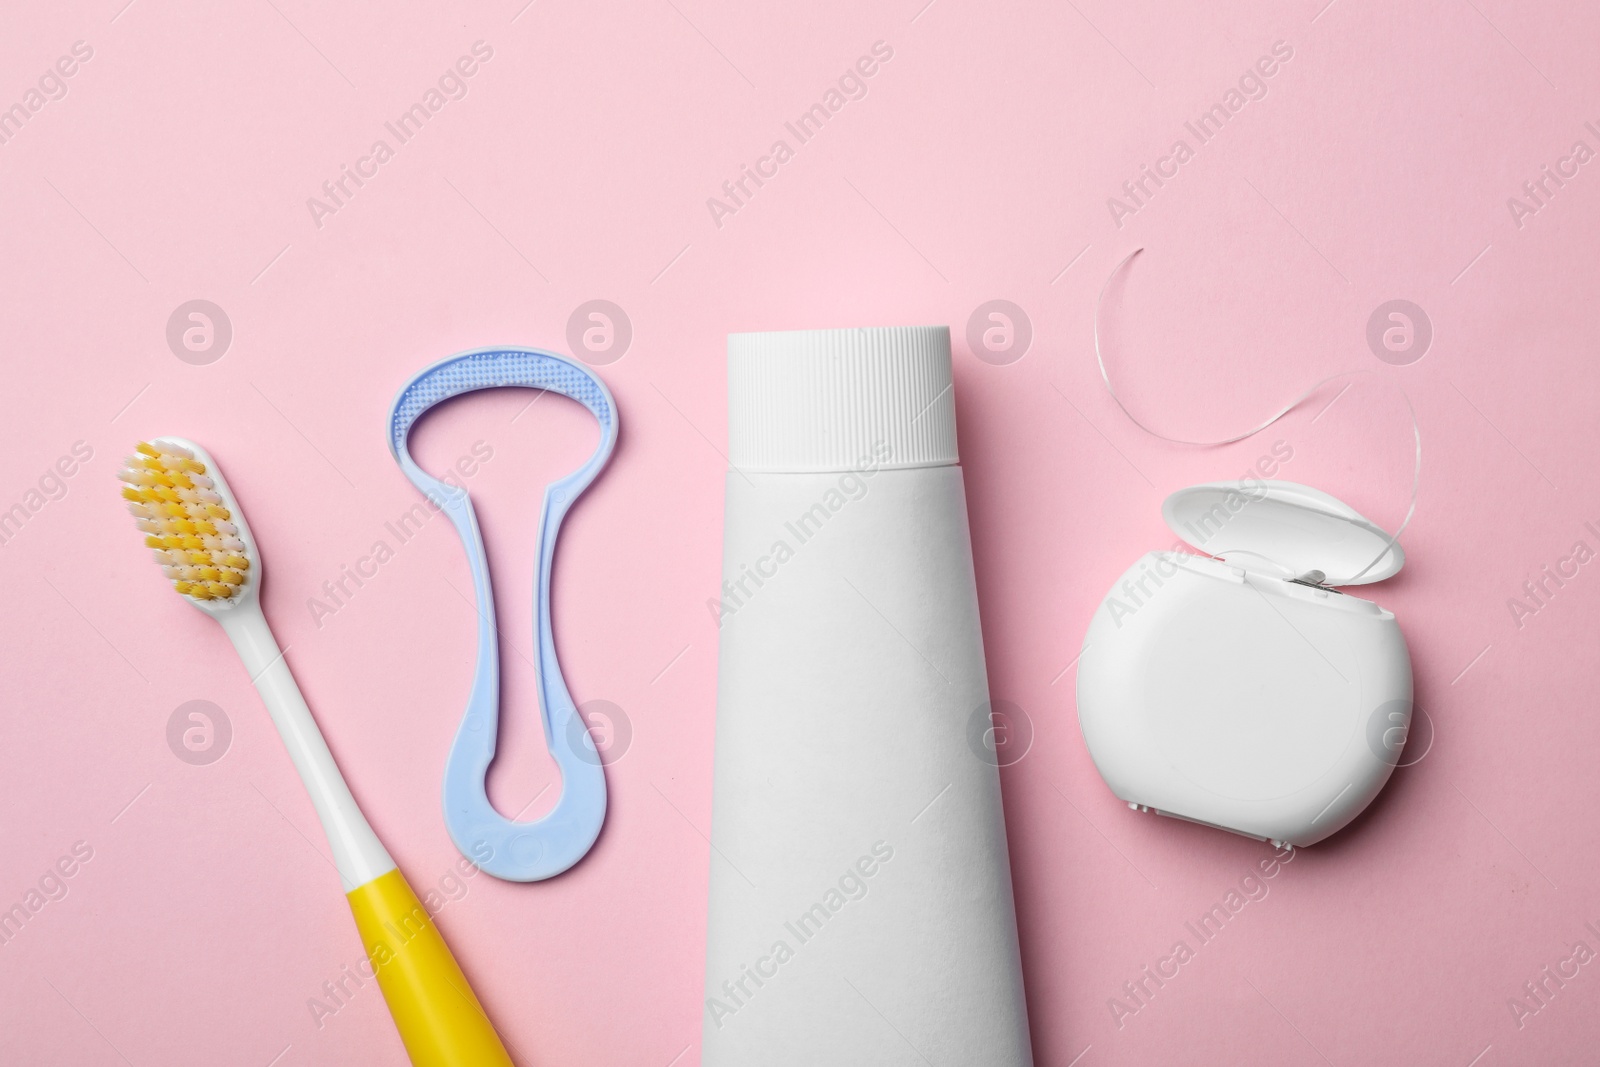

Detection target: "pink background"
[2, 0, 1599, 1063]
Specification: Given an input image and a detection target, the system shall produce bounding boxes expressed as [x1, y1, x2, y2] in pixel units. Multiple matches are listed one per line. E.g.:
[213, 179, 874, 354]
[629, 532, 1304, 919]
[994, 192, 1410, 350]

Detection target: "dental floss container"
[1077, 480, 1413, 847]
[701, 327, 1033, 1066]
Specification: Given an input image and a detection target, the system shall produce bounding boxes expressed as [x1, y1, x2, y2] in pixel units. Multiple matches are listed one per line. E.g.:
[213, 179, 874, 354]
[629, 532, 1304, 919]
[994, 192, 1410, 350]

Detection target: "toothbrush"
[119, 438, 514, 1067]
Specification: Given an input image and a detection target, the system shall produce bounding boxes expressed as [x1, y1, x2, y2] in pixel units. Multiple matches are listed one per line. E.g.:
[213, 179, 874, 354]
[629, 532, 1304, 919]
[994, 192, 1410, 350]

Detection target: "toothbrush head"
[118, 438, 260, 608]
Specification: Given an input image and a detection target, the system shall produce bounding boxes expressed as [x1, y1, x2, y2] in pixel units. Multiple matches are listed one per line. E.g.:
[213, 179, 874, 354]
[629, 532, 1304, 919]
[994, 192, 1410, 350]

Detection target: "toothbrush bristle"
[119, 441, 249, 601]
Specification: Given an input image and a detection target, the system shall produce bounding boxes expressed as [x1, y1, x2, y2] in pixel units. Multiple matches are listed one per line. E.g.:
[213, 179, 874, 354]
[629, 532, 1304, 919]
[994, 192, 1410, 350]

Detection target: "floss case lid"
[1162, 480, 1404, 585]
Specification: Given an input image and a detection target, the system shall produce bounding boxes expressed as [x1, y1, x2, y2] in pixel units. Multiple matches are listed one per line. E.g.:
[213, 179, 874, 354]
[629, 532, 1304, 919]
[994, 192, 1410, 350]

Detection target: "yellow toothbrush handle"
[346, 869, 515, 1067]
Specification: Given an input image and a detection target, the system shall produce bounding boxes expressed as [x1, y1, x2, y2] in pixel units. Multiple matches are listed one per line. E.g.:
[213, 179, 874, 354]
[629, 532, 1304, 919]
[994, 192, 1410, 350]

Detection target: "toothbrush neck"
[218, 604, 395, 890]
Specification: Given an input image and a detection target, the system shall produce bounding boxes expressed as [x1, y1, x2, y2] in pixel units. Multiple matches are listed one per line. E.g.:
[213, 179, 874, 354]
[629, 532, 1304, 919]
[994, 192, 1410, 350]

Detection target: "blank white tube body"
[702, 327, 1033, 1065]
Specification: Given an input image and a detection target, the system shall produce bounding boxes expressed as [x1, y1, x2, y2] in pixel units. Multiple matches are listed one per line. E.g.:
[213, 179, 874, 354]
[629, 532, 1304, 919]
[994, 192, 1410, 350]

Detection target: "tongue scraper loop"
[388, 347, 616, 882]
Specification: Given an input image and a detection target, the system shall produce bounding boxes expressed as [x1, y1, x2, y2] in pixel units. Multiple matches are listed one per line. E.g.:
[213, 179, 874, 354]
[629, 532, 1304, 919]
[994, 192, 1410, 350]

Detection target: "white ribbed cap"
[727, 326, 958, 472]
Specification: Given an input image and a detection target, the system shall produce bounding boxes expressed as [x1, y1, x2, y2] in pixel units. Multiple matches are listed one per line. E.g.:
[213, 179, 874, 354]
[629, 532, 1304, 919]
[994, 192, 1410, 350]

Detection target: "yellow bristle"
[123, 441, 253, 603]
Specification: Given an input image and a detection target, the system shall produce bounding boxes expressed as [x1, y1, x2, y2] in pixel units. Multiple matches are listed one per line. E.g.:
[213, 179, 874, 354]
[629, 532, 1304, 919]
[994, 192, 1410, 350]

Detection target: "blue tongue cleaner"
[388, 347, 617, 881]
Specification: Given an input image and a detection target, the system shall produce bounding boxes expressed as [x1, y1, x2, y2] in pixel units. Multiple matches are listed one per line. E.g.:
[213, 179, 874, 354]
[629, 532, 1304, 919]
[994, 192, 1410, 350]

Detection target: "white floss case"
[1076, 481, 1413, 847]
